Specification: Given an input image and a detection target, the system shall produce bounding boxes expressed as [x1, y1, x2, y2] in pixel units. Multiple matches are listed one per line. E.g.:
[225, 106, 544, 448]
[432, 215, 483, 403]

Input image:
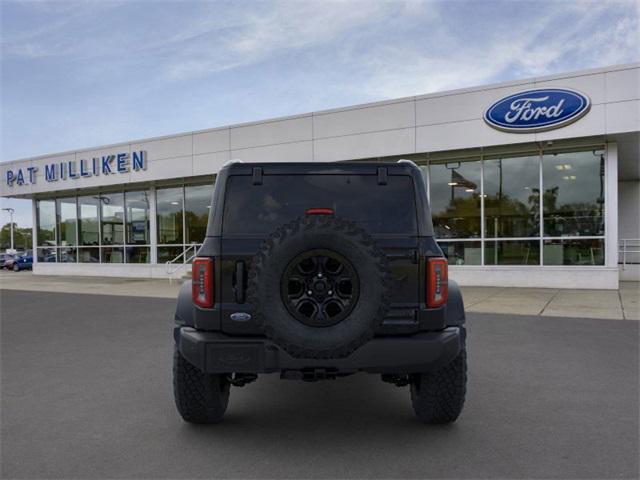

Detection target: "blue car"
[13, 252, 33, 271]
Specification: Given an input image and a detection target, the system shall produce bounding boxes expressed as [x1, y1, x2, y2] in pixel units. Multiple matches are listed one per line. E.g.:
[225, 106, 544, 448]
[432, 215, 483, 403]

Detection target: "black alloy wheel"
[281, 249, 359, 328]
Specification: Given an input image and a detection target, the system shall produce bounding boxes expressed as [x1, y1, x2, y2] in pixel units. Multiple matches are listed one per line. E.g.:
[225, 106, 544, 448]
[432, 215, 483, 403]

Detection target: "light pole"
[2, 207, 15, 251]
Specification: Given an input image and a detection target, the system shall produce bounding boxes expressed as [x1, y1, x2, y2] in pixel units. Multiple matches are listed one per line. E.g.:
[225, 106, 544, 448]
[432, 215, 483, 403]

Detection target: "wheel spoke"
[281, 249, 359, 327]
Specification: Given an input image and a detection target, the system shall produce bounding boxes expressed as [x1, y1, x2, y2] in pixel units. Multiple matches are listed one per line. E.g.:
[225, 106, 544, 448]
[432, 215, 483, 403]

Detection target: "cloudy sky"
[1, 0, 639, 227]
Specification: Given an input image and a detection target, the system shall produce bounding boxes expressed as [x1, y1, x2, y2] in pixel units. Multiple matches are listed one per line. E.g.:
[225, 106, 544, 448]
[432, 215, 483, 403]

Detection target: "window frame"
[423, 143, 607, 267]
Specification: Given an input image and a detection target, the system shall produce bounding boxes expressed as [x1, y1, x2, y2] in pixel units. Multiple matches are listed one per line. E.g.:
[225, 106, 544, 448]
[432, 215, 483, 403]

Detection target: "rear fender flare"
[445, 279, 465, 326]
[175, 280, 194, 327]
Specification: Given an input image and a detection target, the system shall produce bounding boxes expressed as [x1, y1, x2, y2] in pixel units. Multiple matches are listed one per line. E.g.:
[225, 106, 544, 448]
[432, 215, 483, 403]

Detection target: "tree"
[0, 223, 32, 251]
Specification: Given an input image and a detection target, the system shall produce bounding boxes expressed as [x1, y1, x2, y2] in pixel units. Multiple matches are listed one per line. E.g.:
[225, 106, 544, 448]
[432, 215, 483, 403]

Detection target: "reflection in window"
[78, 196, 100, 246]
[484, 155, 540, 238]
[125, 191, 150, 245]
[102, 246, 124, 263]
[37, 200, 56, 246]
[101, 193, 124, 245]
[544, 239, 604, 265]
[78, 247, 99, 263]
[429, 160, 481, 238]
[157, 187, 183, 244]
[485, 240, 540, 265]
[58, 246, 77, 263]
[36, 246, 56, 262]
[542, 150, 605, 237]
[438, 241, 481, 265]
[126, 246, 150, 263]
[185, 184, 212, 244]
[56, 197, 77, 246]
[158, 246, 184, 263]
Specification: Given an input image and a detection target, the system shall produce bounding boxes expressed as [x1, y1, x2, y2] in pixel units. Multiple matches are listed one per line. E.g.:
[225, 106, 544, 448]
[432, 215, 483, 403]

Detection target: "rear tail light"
[427, 257, 448, 308]
[192, 257, 214, 308]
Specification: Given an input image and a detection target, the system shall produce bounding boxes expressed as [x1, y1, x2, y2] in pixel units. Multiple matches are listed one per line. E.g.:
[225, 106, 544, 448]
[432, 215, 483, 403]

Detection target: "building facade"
[2, 63, 639, 288]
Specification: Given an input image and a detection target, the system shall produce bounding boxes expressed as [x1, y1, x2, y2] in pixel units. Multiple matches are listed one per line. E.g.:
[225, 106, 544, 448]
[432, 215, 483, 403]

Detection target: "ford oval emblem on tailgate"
[230, 312, 252, 322]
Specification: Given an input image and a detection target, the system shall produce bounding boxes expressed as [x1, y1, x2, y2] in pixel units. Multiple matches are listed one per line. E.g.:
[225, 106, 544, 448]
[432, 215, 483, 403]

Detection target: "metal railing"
[619, 238, 640, 269]
[166, 244, 199, 279]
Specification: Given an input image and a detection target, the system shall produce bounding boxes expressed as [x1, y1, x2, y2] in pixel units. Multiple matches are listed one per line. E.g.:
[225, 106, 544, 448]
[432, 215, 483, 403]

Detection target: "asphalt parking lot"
[1, 289, 638, 479]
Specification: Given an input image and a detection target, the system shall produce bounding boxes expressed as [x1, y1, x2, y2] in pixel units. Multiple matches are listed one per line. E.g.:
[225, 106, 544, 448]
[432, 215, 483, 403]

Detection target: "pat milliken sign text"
[5, 151, 147, 187]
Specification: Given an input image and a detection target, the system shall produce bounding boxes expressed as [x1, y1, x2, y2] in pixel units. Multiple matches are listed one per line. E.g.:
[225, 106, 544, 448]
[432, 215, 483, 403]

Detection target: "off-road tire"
[173, 346, 230, 424]
[247, 215, 390, 359]
[410, 344, 467, 424]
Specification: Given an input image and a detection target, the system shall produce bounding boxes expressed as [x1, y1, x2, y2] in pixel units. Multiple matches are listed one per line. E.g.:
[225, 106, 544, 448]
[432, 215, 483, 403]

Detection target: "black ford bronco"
[173, 160, 467, 424]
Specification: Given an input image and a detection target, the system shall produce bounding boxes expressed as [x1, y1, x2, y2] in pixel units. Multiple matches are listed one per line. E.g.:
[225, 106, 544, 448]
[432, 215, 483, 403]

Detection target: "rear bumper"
[175, 327, 464, 374]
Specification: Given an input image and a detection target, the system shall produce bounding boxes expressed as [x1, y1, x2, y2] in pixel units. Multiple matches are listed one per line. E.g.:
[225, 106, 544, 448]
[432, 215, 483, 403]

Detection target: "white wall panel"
[416, 85, 533, 126]
[314, 128, 415, 161]
[76, 144, 131, 162]
[131, 134, 192, 161]
[231, 140, 313, 163]
[618, 181, 640, 239]
[416, 119, 536, 152]
[230, 116, 312, 150]
[535, 104, 606, 141]
[314, 101, 414, 138]
[606, 68, 640, 103]
[534, 72, 606, 105]
[193, 128, 230, 155]
[450, 266, 619, 289]
[132, 156, 193, 182]
[606, 100, 640, 134]
[193, 151, 230, 176]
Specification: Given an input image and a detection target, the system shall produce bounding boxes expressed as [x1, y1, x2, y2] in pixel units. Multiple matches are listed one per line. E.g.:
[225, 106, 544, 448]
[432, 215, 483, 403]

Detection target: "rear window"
[222, 174, 417, 235]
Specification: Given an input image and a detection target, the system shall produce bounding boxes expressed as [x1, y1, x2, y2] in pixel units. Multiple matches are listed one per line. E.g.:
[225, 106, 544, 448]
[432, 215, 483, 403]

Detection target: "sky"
[1, 0, 639, 228]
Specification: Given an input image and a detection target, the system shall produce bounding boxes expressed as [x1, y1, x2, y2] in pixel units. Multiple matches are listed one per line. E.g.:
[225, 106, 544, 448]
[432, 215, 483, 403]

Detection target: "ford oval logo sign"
[484, 88, 591, 133]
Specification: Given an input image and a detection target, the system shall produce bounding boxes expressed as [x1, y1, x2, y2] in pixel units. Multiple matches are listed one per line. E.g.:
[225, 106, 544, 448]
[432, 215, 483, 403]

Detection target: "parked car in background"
[12, 252, 33, 271]
[2, 253, 17, 270]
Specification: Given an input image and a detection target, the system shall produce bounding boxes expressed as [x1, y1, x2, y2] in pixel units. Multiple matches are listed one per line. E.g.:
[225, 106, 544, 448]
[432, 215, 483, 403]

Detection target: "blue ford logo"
[484, 88, 591, 133]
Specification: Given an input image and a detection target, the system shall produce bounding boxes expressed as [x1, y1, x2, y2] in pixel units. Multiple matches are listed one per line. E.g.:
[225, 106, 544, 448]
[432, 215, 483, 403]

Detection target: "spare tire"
[247, 215, 390, 359]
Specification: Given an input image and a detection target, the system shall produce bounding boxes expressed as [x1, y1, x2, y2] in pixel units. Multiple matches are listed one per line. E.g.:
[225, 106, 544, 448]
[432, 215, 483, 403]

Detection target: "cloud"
[163, 1, 402, 80]
[350, 0, 640, 99]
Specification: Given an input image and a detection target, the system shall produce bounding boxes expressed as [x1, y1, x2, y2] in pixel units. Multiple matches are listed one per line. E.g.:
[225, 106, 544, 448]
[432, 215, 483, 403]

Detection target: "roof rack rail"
[223, 159, 244, 167]
[397, 159, 419, 168]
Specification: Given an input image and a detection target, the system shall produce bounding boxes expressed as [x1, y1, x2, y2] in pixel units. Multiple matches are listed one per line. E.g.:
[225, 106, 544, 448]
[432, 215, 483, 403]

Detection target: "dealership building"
[1, 63, 638, 288]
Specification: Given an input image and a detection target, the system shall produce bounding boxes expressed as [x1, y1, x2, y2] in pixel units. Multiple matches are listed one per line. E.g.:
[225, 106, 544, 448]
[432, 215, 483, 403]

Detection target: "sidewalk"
[1, 271, 638, 320]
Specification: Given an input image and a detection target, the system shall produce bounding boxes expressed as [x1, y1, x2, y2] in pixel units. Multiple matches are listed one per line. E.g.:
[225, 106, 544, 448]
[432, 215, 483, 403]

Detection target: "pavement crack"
[618, 288, 627, 320]
[538, 289, 561, 316]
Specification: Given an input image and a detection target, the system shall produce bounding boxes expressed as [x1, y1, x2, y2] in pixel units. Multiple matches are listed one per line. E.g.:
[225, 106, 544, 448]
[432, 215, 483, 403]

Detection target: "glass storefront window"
[185, 184, 212, 244]
[125, 191, 150, 245]
[37, 200, 56, 246]
[157, 187, 183, 244]
[58, 247, 77, 263]
[101, 246, 124, 263]
[429, 160, 481, 238]
[485, 240, 540, 265]
[158, 246, 184, 264]
[78, 196, 100, 246]
[36, 246, 56, 262]
[56, 197, 77, 246]
[484, 155, 540, 238]
[543, 238, 604, 265]
[78, 247, 100, 263]
[438, 241, 482, 265]
[126, 246, 150, 264]
[101, 193, 124, 245]
[542, 150, 605, 237]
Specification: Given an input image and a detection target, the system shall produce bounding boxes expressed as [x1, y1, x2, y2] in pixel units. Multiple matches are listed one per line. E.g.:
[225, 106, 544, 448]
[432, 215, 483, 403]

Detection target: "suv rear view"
[173, 161, 467, 424]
